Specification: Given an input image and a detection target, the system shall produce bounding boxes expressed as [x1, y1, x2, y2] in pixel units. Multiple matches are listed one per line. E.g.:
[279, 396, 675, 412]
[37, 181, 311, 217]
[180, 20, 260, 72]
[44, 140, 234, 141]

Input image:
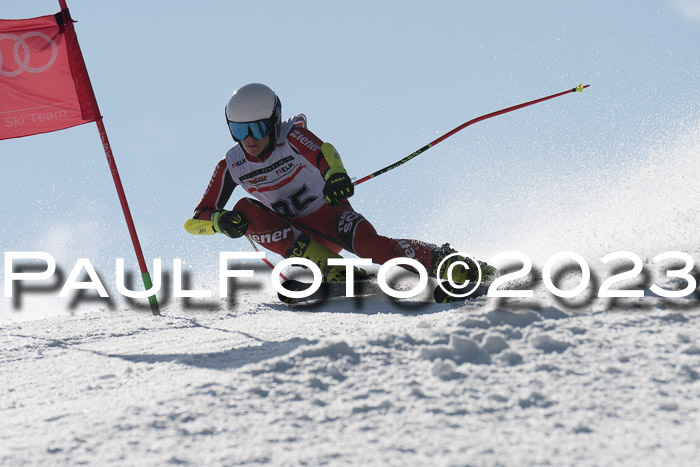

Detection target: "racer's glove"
[212, 209, 249, 238]
[323, 168, 354, 206]
[320, 142, 354, 206]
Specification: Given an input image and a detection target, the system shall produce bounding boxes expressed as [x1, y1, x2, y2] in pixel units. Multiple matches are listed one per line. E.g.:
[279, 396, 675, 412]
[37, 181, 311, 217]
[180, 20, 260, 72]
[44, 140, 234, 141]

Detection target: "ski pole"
[353, 84, 589, 186]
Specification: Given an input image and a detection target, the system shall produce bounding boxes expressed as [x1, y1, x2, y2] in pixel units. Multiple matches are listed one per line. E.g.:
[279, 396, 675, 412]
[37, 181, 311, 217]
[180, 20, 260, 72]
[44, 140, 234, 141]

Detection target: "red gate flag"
[1, 3, 159, 315]
[0, 10, 100, 140]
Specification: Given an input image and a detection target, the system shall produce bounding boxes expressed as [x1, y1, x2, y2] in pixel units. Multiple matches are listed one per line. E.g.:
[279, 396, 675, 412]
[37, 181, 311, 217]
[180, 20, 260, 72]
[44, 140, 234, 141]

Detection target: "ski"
[278, 278, 381, 305]
[276, 263, 543, 305]
[433, 263, 503, 303]
[433, 281, 490, 303]
[278, 278, 494, 305]
[434, 270, 543, 303]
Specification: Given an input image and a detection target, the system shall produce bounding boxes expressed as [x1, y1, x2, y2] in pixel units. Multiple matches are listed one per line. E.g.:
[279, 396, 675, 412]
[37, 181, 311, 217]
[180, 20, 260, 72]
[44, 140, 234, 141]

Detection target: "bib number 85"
[271, 184, 317, 217]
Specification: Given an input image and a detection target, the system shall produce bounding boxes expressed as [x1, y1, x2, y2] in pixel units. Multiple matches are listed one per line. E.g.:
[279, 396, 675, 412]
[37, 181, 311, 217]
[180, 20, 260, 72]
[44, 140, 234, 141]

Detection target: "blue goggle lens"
[229, 120, 270, 141]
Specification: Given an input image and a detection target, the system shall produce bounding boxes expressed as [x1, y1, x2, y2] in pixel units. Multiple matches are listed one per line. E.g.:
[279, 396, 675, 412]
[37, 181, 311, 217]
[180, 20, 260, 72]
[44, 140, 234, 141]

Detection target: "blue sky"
[1, 1, 699, 295]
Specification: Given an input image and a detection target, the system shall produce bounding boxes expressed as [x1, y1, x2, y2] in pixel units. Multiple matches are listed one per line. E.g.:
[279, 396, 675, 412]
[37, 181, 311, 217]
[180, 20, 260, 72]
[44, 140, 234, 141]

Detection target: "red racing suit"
[194, 114, 444, 273]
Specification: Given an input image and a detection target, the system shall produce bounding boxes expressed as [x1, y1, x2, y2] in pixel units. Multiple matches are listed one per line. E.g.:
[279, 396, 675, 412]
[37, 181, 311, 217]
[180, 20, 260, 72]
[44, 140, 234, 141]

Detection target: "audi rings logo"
[0, 32, 58, 77]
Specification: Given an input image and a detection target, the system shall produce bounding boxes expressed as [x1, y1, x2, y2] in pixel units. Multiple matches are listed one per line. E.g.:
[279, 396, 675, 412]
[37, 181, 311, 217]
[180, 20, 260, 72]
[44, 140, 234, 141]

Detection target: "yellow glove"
[321, 143, 354, 205]
[212, 210, 248, 238]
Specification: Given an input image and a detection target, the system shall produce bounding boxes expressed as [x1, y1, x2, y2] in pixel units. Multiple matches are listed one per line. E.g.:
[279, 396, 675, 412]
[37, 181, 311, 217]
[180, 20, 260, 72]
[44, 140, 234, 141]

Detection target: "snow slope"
[2, 259, 700, 466]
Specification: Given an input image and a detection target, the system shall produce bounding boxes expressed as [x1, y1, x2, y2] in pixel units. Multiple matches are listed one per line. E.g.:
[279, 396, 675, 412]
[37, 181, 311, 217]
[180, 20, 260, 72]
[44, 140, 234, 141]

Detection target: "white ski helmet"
[225, 83, 282, 142]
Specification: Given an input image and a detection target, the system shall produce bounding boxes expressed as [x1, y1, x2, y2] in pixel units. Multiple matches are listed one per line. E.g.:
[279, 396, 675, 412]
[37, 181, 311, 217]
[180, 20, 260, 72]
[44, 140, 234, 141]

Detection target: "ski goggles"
[228, 119, 270, 142]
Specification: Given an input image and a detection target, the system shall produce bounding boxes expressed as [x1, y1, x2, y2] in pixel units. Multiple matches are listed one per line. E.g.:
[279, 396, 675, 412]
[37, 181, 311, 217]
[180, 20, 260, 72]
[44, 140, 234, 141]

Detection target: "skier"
[193, 83, 490, 285]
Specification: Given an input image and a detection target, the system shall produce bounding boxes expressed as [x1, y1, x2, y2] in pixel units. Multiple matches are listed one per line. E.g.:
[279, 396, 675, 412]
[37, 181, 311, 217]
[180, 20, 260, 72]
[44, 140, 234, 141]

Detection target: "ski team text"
[4, 109, 68, 127]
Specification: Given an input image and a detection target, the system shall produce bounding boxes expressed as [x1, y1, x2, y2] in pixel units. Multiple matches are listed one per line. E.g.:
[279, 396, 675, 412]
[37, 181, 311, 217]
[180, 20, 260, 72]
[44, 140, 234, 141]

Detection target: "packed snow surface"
[2, 262, 700, 465]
